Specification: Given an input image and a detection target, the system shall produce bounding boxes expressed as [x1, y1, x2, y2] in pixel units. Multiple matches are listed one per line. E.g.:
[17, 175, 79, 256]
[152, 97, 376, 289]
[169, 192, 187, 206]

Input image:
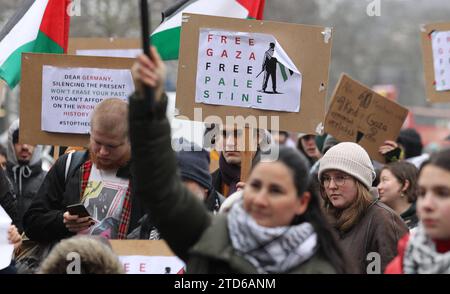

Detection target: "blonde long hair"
[320, 179, 373, 233]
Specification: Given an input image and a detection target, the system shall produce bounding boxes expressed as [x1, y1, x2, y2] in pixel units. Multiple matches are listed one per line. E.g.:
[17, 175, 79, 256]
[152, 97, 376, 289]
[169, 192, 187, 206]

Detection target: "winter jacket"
[385, 233, 450, 274]
[384, 234, 410, 274]
[401, 203, 419, 230]
[127, 189, 225, 240]
[211, 169, 227, 197]
[6, 119, 46, 232]
[129, 93, 337, 273]
[23, 151, 144, 243]
[337, 201, 408, 274]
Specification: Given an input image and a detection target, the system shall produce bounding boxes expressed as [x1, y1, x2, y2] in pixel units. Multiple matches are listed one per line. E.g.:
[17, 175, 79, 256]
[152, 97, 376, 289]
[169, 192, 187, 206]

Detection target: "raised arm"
[129, 47, 211, 260]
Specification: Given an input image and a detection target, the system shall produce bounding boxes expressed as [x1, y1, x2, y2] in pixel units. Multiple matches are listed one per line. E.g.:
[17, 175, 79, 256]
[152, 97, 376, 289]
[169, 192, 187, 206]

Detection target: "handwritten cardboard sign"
[420, 22, 450, 103]
[324, 74, 409, 163]
[176, 13, 333, 134]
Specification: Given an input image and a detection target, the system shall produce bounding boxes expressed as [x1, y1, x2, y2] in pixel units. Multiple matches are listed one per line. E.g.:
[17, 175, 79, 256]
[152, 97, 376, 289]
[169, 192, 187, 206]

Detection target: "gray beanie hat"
[318, 142, 375, 190]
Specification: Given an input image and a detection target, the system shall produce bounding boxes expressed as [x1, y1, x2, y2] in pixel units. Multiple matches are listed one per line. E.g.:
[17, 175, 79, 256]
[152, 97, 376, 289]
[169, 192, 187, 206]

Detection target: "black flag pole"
[140, 0, 154, 107]
[161, 0, 190, 22]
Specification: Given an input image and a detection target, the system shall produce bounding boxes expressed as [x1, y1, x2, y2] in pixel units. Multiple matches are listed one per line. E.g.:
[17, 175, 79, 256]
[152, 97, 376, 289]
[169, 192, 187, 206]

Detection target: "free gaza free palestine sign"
[195, 29, 302, 112]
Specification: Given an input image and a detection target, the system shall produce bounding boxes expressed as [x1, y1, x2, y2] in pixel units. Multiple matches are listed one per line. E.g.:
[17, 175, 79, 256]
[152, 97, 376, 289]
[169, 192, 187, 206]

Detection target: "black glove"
[384, 147, 402, 163]
[129, 90, 168, 122]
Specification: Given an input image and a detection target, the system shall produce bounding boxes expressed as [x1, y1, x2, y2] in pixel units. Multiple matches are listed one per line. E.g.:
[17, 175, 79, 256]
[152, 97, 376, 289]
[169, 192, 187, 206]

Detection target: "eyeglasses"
[321, 175, 351, 187]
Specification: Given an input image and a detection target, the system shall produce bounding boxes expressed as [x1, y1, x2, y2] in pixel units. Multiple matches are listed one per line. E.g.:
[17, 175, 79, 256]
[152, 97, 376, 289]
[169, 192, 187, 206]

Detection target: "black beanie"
[397, 128, 423, 159]
[176, 141, 212, 191]
[322, 134, 339, 155]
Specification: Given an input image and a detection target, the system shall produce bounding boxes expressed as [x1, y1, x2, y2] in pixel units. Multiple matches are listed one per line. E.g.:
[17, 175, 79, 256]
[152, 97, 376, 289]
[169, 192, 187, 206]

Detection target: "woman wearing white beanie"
[318, 142, 408, 274]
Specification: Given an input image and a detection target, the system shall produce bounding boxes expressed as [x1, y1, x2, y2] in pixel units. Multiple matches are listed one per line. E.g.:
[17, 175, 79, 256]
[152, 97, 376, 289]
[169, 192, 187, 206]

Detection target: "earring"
[400, 192, 405, 198]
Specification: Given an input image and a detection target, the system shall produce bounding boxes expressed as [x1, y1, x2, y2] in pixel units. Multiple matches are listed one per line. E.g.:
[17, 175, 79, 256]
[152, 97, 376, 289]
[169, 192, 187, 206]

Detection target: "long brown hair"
[320, 178, 373, 233]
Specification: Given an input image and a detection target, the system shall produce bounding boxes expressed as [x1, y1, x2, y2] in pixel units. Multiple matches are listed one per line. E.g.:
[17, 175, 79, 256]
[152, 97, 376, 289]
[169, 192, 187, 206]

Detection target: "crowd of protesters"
[1, 47, 450, 274]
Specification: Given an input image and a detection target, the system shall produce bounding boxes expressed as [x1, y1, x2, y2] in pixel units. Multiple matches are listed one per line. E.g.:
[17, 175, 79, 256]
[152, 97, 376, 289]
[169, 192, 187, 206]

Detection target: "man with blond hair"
[38, 236, 123, 274]
[24, 98, 144, 245]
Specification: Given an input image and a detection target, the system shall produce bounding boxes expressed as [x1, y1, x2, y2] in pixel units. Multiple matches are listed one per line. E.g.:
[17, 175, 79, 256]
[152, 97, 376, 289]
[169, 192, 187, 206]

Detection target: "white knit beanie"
[318, 142, 376, 190]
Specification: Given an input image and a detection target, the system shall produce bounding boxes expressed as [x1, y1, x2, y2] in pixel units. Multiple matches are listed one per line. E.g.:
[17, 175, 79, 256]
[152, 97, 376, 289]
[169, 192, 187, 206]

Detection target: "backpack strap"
[64, 152, 73, 181]
[64, 151, 87, 184]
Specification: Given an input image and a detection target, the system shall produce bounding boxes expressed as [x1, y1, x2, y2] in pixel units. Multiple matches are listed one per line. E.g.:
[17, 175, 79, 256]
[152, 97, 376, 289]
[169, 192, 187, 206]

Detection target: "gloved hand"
[129, 46, 167, 121]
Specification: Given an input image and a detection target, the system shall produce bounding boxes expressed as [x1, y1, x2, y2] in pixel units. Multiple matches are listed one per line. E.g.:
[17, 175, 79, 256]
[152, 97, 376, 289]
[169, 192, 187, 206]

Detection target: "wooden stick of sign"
[53, 145, 60, 160]
[0, 80, 6, 101]
[139, 0, 155, 108]
[240, 127, 257, 183]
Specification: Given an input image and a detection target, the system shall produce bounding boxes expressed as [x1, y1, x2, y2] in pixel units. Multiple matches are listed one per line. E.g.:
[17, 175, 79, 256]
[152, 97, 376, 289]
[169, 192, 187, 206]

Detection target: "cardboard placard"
[176, 13, 333, 134]
[324, 74, 409, 163]
[68, 38, 141, 57]
[420, 22, 450, 103]
[110, 240, 175, 256]
[0, 79, 6, 107]
[110, 240, 185, 274]
[20, 53, 134, 147]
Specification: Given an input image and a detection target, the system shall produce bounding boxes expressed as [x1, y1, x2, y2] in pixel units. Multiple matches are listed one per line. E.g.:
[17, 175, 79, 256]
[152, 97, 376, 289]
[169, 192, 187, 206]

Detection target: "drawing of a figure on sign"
[259, 42, 279, 94]
[196, 29, 302, 112]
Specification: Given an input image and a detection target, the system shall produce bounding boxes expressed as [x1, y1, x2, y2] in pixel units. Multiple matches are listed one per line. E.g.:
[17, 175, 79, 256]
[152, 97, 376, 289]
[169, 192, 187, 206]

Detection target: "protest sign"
[41, 66, 134, 134]
[68, 38, 142, 58]
[195, 29, 302, 112]
[0, 205, 13, 270]
[421, 22, 450, 103]
[324, 74, 409, 163]
[110, 240, 185, 274]
[20, 53, 134, 147]
[176, 13, 333, 134]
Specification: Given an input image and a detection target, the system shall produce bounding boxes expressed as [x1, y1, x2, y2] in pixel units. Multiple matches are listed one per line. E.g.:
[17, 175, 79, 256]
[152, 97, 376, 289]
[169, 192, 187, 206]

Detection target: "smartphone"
[66, 203, 90, 218]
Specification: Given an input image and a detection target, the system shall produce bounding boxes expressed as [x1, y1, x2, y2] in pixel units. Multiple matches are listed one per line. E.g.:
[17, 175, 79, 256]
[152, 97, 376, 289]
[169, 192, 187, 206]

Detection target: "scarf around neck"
[403, 224, 450, 274]
[227, 200, 318, 273]
[219, 153, 241, 196]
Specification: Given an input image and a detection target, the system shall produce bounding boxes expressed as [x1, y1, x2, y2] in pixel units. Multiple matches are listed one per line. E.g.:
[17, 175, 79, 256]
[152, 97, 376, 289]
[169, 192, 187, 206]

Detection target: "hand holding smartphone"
[66, 203, 90, 218]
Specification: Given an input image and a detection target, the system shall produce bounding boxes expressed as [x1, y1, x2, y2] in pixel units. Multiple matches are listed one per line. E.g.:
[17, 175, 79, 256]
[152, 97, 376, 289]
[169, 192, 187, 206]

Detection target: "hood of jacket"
[6, 119, 43, 167]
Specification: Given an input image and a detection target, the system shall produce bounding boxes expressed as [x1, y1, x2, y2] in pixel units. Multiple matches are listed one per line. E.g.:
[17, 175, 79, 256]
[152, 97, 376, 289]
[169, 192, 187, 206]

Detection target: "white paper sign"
[76, 49, 142, 58]
[195, 29, 302, 112]
[0, 205, 13, 270]
[41, 66, 135, 134]
[119, 255, 185, 274]
[431, 30, 450, 91]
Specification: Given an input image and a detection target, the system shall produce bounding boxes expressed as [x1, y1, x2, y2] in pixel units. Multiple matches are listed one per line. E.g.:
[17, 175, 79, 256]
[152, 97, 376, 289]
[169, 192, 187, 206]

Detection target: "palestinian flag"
[152, 0, 265, 60]
[0, 0, 71, 88]
[279, 63, 294, 82]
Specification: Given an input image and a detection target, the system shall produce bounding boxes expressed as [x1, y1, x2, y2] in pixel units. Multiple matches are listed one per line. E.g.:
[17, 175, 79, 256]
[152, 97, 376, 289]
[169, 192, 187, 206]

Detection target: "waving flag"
[0, 0, 71, 88]
[152, 0, 265, 60]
